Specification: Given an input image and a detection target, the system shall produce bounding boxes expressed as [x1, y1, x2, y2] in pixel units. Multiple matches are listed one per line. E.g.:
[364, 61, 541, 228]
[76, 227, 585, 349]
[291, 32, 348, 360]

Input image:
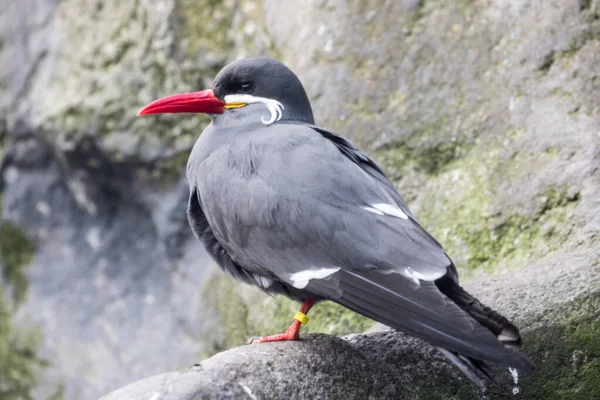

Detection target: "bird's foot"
[246, 300, 315, 345]
[246, 324, 300, 344]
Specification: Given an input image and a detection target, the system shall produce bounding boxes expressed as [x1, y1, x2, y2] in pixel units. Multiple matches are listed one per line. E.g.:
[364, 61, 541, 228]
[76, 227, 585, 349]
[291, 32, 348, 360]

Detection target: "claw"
[246, 336, 261, 345]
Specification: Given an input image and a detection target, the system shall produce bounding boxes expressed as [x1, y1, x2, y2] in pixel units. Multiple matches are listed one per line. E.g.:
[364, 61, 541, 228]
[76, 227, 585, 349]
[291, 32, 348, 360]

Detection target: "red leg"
[249, 300, 315, 344]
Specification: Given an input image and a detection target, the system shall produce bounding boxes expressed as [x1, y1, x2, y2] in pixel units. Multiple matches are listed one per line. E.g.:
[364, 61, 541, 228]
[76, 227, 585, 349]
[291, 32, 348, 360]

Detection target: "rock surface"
[101, 252, 600, 400]
[0, 2, 233, 398]
[0, 0, 599, 399]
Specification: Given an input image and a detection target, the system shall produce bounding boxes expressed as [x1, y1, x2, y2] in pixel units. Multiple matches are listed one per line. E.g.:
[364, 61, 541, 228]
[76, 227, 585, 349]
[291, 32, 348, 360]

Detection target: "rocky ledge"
[101, 246, 599, 400]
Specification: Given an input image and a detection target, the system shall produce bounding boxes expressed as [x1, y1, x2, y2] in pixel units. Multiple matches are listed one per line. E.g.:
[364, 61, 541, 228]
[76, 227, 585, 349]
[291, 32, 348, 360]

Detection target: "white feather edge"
[224, 94, 284, 125]
[362, 203, 409, 219]
[289, 267, 340, 289]
[253, 274, 274, 288]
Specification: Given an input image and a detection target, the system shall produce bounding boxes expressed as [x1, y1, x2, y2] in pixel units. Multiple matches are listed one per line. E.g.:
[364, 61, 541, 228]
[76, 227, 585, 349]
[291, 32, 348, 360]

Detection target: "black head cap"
[212, 57, 314, 124]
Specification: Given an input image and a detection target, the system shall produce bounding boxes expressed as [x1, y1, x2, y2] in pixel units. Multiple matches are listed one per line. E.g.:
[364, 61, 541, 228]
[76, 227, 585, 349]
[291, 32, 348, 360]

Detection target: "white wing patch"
[224, 94, 284, 125]
[363, 203, 409, 219]
[404, 266, 444, 285]
[377, 267, 445, 286]
[363, 206, 384, 216]
[289, 267, 340, 289]
[253, 274, 274, 289]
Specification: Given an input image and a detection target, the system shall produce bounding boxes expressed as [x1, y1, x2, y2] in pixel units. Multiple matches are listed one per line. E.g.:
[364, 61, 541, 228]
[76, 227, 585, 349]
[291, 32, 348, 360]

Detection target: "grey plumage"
[189, 123, 447, 276]
[186, 119, 533, 374]
[140, 56, 534, 387]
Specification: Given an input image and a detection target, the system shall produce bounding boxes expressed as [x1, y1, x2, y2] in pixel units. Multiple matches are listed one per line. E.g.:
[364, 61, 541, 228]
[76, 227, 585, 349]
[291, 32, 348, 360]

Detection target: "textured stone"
[0, 133, 222, 400]
[0, 0, 599, 399]
[0, 0, 239, 161]
[262, 0, 600, 278]
[101, 251, 600, 399]
[200, 272, 374, 351]
[0, 1, 240, 398]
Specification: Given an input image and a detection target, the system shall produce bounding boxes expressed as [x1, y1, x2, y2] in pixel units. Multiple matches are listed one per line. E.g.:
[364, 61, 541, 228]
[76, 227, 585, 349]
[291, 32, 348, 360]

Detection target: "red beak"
[137, 89, 225, 116]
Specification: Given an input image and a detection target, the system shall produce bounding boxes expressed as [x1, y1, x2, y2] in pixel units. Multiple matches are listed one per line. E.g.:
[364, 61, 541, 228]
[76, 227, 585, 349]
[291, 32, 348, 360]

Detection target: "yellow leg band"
[294, 311, 309, 325]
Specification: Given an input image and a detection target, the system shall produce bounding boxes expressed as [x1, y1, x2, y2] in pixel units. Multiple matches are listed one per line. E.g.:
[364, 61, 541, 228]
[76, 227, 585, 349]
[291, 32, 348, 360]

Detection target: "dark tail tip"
[497, 325, 522, 348]
[435, 273, 536, 373]
[435, 275, 524, 345]
[437, 347, 491, 388]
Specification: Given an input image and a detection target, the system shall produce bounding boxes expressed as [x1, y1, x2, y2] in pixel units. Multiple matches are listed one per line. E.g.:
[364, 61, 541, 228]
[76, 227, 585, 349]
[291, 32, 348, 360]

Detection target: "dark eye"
[239, 82, 253, 93]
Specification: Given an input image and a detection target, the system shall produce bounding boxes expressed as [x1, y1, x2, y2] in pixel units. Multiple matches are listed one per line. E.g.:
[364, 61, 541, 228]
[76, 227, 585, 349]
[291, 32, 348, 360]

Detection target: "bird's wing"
[192, 124, 532, 370]
[307, 124, 414, 216]
[195, 123, 449, 280]
[307, 124, 448, 253]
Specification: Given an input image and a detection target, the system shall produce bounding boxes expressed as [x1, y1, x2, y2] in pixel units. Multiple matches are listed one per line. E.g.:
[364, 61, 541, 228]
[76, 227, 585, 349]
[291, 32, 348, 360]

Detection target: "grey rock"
[1, 0, 599, 399]
[102, 335, 399, 400]
[100, 250, 600, 399]
[1, 132, 222, 399]
[0, 1, 240, 398]
[0, 0, 238, 160]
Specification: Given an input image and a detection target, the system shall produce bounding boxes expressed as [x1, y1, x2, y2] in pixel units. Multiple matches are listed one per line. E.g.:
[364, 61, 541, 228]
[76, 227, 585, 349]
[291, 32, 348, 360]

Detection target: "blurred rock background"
[0, 0, 599, 399]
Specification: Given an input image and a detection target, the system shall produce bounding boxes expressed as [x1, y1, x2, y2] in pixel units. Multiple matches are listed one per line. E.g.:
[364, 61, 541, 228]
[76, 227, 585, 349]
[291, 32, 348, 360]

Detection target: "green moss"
[522, 312, 600, 398]
[174, 0, 233, 71]
[306, 301, 375, 335]
[508, 293, 600, 399]
[579, 0, 593, 10]
[232, 0, 282, 59]
[0, 205, 46, 398]
[41, 0, 236, 156]
[149, 63, 167, 92]
[0, 306, 47, 400]
[101, 40, 135, 68]
[413, 141, 467, 175]
[56, 106, 94, 135]
[97, 107, 126, 137]
[413, 293, 600, 399]
[537, 50, 555, 73]
[375, 136, 469, 178]
[149, 150, 191, 183]
[46, 382, 66, 400]
[503, 145, 561, 181]
[202, 273, 374, 351]
[0, 222, 35, 306]
[250, 294, 374, 338]
[415, 149, 579, 274]
[210, 274, 251, 349]
[466, 185, 578, 272]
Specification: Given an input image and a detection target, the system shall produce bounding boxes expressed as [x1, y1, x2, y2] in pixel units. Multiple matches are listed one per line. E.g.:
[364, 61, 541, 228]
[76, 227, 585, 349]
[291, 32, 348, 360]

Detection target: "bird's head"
[137, 57, 314, 125]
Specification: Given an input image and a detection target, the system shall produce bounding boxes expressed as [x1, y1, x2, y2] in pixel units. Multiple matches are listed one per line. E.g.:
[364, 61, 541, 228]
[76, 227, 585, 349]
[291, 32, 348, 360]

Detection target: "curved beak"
[137, 89, 225, 116]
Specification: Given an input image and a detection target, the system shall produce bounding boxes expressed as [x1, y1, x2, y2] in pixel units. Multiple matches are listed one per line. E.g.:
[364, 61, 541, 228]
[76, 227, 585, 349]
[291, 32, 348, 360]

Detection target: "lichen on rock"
[520, 293, 600, 399]
[0, 0, 599, 398]
[102, 260, 600, 400]
[409, 149, 581, 276]
[200, 272, 374, 353]
[4, 0, 239, 164]
[0, 220, 34, 305]
[0, 198, 46, 399]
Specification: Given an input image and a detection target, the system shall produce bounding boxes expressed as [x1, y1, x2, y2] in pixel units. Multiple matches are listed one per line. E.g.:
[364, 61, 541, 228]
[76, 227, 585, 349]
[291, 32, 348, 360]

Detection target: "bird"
[137, 57, 534, 387]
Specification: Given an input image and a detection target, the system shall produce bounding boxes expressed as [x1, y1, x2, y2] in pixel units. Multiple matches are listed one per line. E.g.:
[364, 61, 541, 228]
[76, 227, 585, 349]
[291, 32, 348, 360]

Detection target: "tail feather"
[436, 347, 488, 388]
[309, 270, 535, 371]
[435, 274, 523, 347]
